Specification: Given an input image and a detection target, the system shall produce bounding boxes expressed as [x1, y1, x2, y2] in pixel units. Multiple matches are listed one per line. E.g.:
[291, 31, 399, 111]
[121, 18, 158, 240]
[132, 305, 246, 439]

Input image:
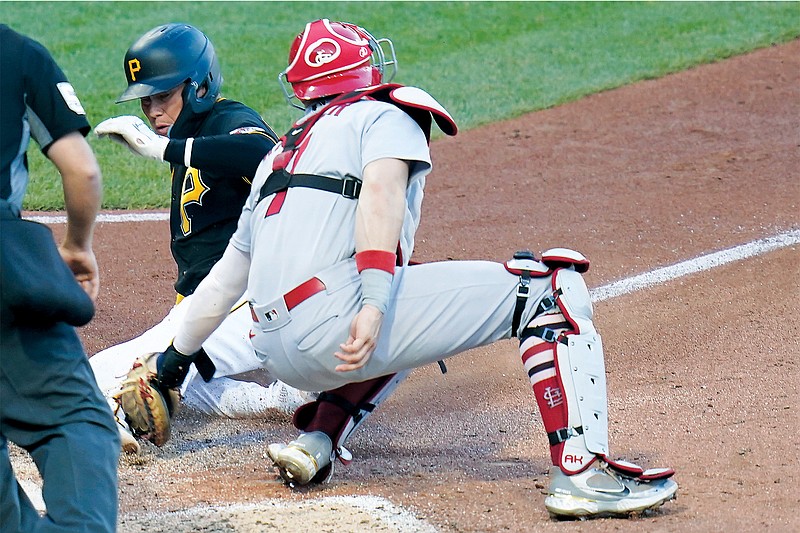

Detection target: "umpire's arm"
[47, 130, 103, 300]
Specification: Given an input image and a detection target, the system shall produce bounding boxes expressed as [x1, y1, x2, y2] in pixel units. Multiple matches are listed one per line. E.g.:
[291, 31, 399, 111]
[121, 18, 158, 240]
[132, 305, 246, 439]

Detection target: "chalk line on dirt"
[589, 228, 800, 302]
[26, 213, 799, 303]
[26, 211, 169, 224]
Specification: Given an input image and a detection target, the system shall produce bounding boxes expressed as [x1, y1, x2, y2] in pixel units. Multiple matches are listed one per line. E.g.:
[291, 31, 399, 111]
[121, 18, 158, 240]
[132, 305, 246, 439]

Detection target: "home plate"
[118, 495, 438, 532]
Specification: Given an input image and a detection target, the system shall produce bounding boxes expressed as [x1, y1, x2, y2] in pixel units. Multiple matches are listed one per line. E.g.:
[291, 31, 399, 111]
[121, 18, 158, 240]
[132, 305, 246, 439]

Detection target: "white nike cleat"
[545, 463, 678, 519]
[267, 431, 332, 485]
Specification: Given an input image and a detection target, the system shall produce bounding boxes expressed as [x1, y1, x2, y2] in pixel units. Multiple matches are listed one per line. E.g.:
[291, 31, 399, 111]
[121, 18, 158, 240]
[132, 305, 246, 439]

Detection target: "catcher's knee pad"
[506, 248, 590, 336]
[520, 268, 609, 475]
[292, 370, 409, 481]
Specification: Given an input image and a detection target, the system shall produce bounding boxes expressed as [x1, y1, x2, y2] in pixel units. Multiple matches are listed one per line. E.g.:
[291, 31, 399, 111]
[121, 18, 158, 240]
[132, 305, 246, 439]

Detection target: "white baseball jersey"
[164, 85, 659, 490]
[232, 100, 431, 297]
[219, 95, 555, 392]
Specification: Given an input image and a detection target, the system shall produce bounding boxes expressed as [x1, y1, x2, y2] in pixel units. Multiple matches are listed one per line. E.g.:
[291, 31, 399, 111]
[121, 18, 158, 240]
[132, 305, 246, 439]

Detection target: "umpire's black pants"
[0, 321, 120, 533]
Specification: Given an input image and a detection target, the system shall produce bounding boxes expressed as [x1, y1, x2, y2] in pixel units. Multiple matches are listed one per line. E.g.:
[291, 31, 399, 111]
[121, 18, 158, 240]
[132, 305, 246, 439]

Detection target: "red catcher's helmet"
[279, 19, 397, 108]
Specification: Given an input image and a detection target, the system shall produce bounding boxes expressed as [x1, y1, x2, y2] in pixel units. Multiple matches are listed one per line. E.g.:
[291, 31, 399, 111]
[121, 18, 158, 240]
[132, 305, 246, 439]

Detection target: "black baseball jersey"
[162, 98, 278, 296]
[0, 24, 90, 213]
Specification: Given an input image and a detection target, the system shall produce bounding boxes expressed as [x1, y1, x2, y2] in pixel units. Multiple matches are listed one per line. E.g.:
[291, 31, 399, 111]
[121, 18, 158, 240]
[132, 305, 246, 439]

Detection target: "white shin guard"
[520, 267, 609, 475]
[553, 269, 609, 459]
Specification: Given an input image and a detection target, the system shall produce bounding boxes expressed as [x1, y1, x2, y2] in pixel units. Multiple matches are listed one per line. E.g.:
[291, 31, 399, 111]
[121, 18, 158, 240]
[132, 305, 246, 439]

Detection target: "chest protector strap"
[257, 170, 362, 204]
[257, 84, 457, 205]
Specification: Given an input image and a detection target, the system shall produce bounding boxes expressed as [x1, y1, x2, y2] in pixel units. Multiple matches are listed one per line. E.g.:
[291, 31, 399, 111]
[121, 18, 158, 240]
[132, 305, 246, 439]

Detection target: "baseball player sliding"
[149, 19, 678, 519]
[91, 24, 312, 453]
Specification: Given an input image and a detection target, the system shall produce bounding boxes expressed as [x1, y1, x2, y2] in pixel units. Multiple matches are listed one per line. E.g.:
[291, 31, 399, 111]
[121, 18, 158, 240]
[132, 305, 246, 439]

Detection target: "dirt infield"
[12, 39, 799, 531]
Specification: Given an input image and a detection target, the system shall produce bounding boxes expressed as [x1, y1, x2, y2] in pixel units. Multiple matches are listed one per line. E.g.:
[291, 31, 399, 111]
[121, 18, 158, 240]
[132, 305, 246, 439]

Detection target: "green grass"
[5, 1, 798, 210]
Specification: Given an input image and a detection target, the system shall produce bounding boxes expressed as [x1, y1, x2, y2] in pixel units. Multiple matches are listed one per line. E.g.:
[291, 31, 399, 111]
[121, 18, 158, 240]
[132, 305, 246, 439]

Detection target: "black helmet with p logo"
[117, 23, 222, 114]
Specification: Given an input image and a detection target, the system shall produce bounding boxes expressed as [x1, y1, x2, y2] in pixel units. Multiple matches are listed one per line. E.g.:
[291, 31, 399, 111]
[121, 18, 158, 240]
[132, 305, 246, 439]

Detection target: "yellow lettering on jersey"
[180, 167, 208, 236]
[127, 59, 141, 82]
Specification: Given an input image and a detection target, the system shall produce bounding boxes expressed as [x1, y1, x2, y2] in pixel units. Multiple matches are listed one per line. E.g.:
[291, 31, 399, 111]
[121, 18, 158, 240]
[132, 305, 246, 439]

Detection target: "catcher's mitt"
[116, 352, 181, 446]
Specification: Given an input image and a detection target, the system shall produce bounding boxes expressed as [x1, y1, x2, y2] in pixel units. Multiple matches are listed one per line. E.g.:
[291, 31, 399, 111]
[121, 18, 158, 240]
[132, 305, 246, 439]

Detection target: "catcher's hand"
[157, 343, 201, 389]
[116, 352, 181, 446]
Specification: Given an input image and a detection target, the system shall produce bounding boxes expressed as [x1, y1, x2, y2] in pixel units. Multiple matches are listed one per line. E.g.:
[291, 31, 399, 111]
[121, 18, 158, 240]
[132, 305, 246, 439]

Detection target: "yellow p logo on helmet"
[127, 58, 141, 81]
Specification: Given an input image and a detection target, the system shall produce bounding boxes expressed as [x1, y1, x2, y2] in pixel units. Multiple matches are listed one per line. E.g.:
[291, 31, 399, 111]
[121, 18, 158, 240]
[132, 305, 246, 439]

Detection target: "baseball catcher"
[145, 18, 678, 520]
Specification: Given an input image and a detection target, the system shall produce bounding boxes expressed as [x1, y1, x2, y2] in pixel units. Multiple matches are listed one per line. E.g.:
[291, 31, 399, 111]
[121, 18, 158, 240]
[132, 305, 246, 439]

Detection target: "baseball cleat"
[267, 431, 332, 485]
[545, 463, 678, 519]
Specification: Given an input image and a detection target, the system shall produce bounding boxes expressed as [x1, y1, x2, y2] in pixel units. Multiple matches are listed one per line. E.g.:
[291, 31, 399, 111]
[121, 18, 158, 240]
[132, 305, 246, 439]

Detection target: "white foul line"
[25, 212, 169, 224]
[589, 228, 800, 303]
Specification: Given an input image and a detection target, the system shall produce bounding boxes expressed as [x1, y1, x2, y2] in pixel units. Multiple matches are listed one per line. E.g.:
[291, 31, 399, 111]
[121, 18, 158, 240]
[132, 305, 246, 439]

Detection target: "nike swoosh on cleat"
[594, 486, 630, 497]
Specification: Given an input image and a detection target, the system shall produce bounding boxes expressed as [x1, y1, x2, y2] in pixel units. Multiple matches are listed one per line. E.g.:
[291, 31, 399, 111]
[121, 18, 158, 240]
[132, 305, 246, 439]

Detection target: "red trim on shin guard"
[522, 307, 593, 473]
[522, 333, 570, 466]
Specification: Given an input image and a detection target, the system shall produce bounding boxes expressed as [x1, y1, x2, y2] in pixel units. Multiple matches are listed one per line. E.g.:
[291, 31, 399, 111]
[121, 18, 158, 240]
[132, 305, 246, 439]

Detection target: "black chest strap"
[256, 169, 361, 205]
[257, 82, 452, 207]
[255, 88, 390, 206]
